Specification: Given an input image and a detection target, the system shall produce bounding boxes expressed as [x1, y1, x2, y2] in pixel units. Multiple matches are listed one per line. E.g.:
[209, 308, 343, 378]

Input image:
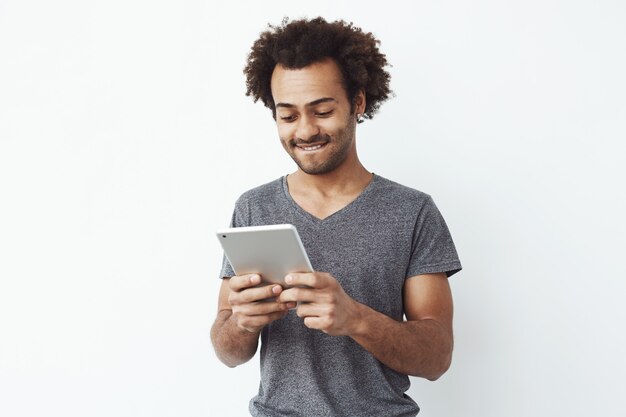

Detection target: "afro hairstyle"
[243, 17, 392, 122]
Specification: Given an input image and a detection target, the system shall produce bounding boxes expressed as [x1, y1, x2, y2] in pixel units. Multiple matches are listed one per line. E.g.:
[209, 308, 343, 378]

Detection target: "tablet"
[216, 224, 313, 285]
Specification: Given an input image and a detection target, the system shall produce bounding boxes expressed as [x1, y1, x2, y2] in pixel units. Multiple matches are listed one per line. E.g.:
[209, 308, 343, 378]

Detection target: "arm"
[278, 272, 454, 380]
[351, 273, 453, 380]
[210, 274, 296, 367]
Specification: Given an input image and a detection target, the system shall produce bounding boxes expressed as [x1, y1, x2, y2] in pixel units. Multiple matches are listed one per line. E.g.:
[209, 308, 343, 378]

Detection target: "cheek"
[319, 118, 344, 135]
[279, 138, 290, 152]
[277, 125, 293, 143]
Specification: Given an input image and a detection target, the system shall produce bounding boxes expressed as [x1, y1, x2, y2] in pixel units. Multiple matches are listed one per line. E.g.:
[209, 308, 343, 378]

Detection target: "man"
[211, 17, 462, 417]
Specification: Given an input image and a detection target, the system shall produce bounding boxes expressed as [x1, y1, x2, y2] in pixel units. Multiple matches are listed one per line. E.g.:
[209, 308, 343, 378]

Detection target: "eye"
[279, 114, 297, 122]
[316, 110, 333, 117]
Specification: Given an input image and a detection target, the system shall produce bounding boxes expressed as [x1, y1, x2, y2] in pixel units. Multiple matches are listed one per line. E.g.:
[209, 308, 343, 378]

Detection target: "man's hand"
[277, 272, 454, 379]
[228, 274, 296, 333]
[278, 272, 363, 336]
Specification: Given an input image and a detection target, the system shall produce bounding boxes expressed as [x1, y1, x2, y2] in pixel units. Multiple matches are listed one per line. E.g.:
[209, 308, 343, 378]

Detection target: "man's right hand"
[228, 274, 296, 333]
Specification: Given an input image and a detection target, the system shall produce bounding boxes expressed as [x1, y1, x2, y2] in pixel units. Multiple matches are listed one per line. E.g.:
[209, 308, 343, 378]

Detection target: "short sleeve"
[406, 196, 462, 278]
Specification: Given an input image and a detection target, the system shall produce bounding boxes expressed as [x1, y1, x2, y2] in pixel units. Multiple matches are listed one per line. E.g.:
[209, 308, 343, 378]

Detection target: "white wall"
[1, 1, 625, 416]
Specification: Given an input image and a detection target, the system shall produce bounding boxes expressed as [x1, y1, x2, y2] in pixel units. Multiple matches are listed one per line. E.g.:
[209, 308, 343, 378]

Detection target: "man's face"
[270, 58, 360, 175]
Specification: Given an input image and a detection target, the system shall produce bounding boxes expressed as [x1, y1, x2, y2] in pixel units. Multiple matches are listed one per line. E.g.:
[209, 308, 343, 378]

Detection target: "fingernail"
[272, 285, 281, 294]
[250, 275, 260, 283]
[287, 302, 297, 309]
[285, 275, 293, 284]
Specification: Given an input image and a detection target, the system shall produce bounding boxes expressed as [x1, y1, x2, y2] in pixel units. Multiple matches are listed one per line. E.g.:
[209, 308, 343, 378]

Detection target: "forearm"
[350, 303, 453, 380]
[210, 310, 260, 367]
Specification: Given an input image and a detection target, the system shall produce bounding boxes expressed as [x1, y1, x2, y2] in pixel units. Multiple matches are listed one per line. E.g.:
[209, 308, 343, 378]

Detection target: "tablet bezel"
[216, 224, 313, 285]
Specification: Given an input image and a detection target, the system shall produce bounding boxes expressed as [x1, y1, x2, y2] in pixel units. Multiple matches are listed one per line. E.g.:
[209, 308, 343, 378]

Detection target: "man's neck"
[287, 159, 373, 200]
[286, 161, 373, 221]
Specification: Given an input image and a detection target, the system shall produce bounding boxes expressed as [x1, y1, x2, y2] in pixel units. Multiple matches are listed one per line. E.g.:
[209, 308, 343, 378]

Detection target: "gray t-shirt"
[219, 174, 462, 417]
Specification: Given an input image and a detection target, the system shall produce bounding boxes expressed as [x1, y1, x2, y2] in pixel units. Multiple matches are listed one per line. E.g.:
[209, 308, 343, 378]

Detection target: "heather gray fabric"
[219, 174, 462, 417]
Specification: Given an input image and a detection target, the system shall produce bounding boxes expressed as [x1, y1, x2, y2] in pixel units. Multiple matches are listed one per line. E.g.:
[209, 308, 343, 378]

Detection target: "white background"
[1, 1, 625, 416]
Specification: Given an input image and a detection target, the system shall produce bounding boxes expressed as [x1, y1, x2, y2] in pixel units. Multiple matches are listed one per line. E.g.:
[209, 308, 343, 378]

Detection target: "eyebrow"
[275, 97, 337, 109]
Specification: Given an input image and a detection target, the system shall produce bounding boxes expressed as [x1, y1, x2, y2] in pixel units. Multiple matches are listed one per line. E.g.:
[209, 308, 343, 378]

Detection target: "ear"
[354, 89, 366, 115]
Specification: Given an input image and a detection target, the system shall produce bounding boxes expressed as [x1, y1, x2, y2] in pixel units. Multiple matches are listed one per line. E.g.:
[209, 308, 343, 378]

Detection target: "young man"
[211, 17, 462, 417]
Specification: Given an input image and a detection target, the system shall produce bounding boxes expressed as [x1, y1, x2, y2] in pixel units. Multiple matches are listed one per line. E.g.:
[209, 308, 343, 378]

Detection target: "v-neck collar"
[281, 173, 379, 224]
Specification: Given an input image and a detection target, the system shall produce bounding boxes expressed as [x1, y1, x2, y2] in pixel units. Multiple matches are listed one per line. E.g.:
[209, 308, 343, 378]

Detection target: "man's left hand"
[277, 272, 363, 336]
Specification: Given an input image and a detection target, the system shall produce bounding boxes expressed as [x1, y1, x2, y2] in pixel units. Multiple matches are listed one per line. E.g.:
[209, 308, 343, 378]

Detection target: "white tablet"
[216, 224, 313, 285]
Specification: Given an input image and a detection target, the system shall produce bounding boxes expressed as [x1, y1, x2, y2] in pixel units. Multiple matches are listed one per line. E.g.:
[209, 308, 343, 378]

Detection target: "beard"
[283, 116, 356, 175]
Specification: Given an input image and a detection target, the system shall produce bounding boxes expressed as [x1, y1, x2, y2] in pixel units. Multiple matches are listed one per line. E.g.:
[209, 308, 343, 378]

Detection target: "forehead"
[270, 58, 348, 106]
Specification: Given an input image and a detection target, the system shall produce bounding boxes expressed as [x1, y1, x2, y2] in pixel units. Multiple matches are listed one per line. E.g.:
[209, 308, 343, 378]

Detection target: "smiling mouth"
[295, 142, 328, 152]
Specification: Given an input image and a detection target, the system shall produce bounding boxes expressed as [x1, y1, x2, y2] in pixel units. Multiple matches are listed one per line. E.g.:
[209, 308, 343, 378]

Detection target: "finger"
[229, 274, 263, 291]
[302, 316, 329, 332]
[293, 303, 323, 318]
[237, 310, 290, 331]
[278, 287, 318, 303]
[235, 300, 296, 316]
[284, 272, 329, 288]
[230, 283, 284, 305]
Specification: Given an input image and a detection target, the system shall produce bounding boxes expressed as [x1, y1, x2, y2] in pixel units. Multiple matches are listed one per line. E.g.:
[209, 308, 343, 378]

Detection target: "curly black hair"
[244, 17, 392, 121]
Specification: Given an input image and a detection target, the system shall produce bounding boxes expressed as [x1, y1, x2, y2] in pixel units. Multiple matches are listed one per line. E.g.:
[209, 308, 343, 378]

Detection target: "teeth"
[301, 144, 323, 151]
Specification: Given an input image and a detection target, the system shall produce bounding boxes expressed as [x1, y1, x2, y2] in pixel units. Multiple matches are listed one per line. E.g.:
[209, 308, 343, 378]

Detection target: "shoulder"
[229, 177, 286, 227]
[371, 174, 433, 209]
[234, 177, 284, 208]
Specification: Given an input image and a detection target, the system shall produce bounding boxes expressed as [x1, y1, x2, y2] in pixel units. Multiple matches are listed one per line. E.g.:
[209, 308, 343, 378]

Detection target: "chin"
[297, 160, 344, 175]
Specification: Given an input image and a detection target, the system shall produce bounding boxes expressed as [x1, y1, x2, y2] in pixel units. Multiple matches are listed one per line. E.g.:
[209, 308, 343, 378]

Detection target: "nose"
[294, 114, 320, 142]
